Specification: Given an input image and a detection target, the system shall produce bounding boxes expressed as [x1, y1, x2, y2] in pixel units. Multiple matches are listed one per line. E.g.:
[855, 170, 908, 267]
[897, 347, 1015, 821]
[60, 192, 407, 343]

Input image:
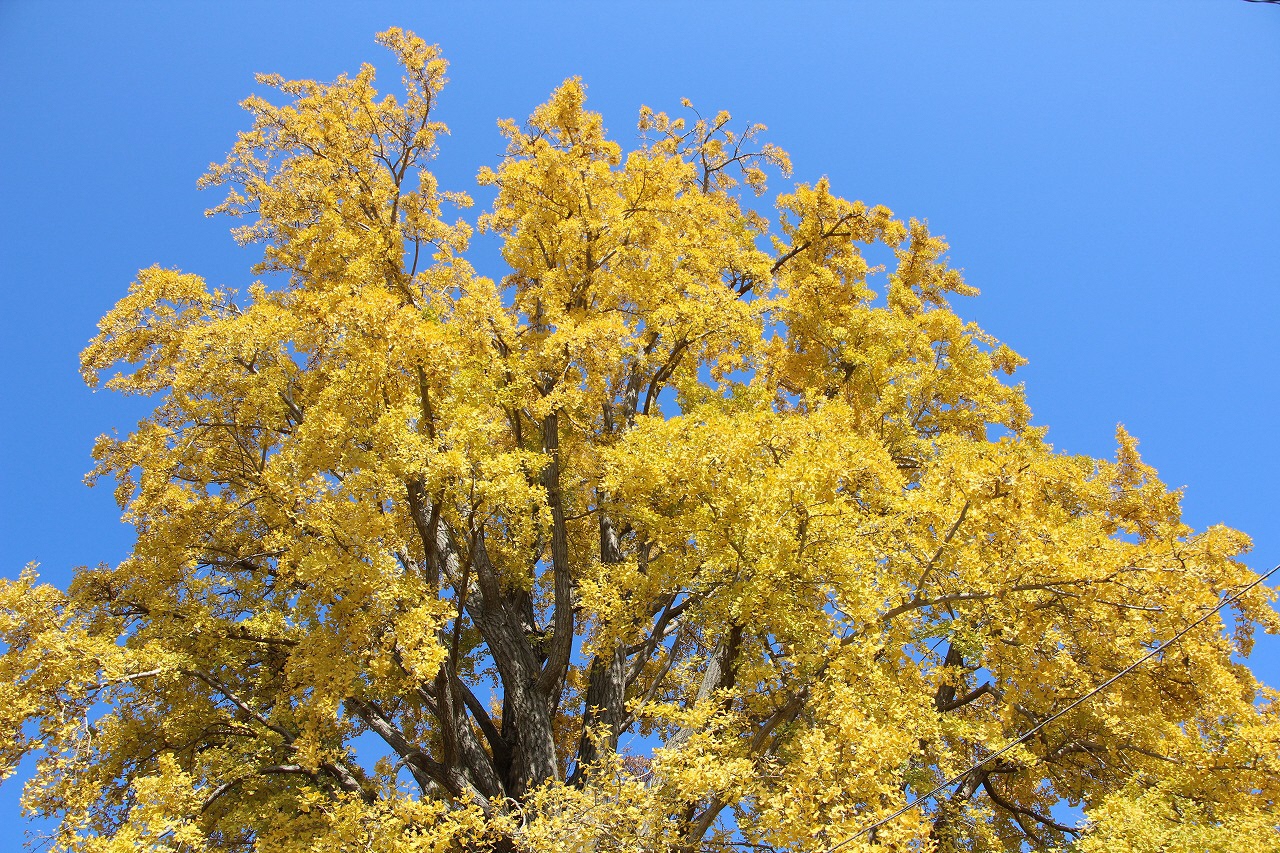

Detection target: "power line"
[828, 563, 1280, 851]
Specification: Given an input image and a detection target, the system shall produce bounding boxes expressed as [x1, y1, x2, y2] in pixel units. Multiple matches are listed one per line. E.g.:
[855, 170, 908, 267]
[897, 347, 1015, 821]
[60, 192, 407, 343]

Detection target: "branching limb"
[981, 777, 1080, 838]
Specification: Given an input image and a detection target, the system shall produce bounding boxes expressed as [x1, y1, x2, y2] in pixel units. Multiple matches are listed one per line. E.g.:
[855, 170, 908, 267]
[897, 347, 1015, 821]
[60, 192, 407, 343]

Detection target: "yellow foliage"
[2, 29, 1276, 853]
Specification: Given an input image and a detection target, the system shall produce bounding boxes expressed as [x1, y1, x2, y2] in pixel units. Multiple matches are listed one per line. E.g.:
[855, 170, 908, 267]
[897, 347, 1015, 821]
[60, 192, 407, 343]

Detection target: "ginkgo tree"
[2, 29, 1277, 853]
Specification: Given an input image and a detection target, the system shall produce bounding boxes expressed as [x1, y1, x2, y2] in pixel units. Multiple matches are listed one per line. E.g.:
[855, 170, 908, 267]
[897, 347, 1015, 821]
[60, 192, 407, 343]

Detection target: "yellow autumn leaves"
[2, 27, 1277, 853]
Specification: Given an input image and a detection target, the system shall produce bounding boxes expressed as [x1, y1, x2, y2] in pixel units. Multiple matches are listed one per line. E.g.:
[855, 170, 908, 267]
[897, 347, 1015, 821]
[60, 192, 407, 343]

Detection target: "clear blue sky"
[1, 1, 1278, 845]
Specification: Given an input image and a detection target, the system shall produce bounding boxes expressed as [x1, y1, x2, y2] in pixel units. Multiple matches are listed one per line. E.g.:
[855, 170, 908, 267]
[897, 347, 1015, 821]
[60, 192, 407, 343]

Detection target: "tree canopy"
[3, 29, 1277, 853]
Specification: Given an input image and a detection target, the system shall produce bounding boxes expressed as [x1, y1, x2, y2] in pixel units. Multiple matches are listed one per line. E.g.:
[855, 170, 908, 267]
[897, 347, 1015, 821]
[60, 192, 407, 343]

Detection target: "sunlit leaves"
[3, 27, 1277, 853]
